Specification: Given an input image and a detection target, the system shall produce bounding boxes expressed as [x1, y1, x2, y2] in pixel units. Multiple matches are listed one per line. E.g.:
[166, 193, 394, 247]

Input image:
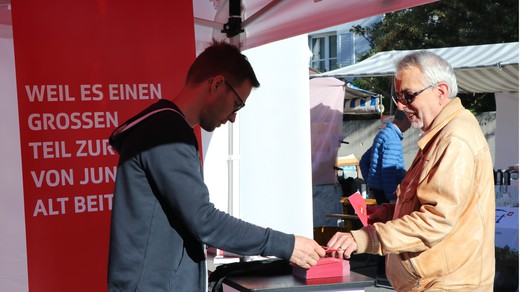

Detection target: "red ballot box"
[293, 257, 350, 279]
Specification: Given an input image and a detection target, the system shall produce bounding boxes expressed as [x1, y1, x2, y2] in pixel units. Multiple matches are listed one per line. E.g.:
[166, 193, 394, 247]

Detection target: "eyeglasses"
[224, 80, 246, 113]
[394, 84, 436, 105]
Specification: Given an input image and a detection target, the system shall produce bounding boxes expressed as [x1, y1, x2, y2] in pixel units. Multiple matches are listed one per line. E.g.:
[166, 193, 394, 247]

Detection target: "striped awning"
[344, 83, 384, 114]
[314, 42, 519, 93]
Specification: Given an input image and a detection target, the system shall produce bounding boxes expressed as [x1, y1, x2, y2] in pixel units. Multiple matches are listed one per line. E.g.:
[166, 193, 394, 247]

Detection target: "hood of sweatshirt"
[109, 99, 185, 153]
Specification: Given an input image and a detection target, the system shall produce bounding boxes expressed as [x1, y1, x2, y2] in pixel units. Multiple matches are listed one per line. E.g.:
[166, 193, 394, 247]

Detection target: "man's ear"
[210, 75, 224, 89]
[437, 82, 449, 99]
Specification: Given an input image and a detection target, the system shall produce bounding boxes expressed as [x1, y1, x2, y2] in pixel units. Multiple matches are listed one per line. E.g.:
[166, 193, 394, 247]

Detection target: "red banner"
[11, 1, 195, 291]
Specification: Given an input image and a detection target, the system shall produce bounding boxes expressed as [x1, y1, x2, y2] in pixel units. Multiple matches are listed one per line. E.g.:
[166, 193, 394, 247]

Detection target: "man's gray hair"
[395, 51, 458, 98]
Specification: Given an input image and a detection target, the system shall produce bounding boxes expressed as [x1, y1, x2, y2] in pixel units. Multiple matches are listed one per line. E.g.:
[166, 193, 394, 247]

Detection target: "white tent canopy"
[315, 42, 519, 93]
[193, 0, 438, 53]
[0, 0, 440, 44]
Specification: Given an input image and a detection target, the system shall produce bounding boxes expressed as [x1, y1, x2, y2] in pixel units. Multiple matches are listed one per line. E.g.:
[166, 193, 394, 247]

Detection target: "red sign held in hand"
[347, 192, 368, 226]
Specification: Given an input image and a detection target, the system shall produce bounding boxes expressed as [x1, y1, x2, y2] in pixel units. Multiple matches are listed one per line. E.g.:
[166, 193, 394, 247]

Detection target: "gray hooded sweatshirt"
[107, 99, 294, 291]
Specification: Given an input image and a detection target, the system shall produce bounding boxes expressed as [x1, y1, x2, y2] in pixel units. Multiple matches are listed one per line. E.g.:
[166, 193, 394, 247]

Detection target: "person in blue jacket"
[107, 41, 325, 291]
[360, 110, 411, 204]
[359, 109, 411, 281]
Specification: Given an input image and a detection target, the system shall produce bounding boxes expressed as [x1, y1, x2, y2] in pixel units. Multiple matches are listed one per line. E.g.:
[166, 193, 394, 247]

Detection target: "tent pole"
[225, 0, 243, 217]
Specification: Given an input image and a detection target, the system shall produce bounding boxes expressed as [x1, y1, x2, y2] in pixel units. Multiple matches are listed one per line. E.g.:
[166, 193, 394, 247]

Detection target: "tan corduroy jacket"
[352, 98, 495, 291]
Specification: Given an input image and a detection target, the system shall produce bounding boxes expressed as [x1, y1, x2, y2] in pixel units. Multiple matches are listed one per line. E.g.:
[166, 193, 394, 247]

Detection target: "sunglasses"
[394, 84, 436, 105]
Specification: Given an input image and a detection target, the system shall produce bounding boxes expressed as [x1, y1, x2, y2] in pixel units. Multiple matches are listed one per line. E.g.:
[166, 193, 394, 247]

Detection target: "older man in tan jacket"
[327, 51, 495, 291]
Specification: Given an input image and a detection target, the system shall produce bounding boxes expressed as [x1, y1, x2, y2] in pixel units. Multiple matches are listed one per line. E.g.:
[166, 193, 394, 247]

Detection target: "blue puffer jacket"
[359, 123, 406, 201]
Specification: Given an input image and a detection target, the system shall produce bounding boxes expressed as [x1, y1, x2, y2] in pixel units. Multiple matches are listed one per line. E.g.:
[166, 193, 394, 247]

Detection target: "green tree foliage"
[349, 0, 519, 114]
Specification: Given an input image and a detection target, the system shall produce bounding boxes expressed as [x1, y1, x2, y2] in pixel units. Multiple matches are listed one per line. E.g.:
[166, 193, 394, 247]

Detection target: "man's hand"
[326, 232, 358, 259]
[367, 204, 388, 224]
[289, 236, 325, 269]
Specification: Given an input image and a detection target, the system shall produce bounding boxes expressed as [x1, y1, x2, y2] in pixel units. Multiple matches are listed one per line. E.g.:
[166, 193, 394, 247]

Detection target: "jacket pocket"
[399, 252, 422, 278]
[386, 253, 420, 290]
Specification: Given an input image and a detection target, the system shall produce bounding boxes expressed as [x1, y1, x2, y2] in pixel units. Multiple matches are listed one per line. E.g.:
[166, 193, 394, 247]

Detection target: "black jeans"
[369, 187, 387, 277]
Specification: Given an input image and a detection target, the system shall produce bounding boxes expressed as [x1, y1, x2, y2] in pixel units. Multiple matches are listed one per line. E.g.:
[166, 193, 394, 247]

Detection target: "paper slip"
[347, 192, 368, 226]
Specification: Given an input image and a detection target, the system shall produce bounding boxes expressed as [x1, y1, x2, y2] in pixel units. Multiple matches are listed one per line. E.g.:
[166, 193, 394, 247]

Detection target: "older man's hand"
[326, 232, 358, 259]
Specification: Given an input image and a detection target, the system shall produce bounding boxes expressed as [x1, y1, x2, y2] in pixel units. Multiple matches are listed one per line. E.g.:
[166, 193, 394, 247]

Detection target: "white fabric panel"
[316, 42, 519, 93]
[0, 35, 29, 292]
[202, 127, 233, 213]
[240, 35, 313, 237]
[309, 77, 345, 185]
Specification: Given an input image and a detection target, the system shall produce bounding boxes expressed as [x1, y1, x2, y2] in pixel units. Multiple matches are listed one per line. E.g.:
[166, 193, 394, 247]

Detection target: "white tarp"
[309, 78, 390, 184]
[315, 42, 519, 93]
[309, 77, 345, 185]
[193, 0, 439, 53]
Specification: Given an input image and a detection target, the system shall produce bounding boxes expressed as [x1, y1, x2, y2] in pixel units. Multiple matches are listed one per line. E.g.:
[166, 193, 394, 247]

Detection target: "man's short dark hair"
[186, 40, 260, 88]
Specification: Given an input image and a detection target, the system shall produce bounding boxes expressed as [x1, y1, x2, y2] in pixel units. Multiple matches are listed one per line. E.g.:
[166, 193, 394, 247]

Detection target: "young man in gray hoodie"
[107, 41, 324, 291]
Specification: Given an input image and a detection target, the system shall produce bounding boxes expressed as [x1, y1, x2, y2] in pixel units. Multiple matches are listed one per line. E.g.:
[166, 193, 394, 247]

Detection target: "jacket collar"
[417, 97, 465, 150]
[387, 122, 404, 140]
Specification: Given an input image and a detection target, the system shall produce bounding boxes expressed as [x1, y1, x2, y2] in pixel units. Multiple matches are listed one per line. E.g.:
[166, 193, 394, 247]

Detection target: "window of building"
[309, 33, 338, 72]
